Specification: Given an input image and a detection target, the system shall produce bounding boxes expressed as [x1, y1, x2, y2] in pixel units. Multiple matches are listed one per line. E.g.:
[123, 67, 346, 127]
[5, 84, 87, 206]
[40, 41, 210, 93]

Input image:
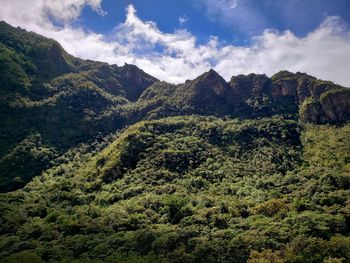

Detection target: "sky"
[1, 0, 350, 86]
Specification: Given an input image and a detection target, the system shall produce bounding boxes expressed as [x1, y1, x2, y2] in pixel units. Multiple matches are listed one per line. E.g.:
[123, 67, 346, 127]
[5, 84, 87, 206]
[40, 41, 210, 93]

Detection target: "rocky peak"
[189, 69, 230, 97]
[116, 63, 158, 101]
[179, 69, 231, 113]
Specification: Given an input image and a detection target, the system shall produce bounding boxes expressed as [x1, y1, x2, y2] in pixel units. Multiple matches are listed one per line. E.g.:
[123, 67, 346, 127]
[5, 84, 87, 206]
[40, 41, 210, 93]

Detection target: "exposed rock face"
[320, 89, 350, 123]
[268, 71, 350, 124]
[226, 73, 280, 117]
[301, 89, 350, 124]
[229, 73, 272, 103]
[182, 69, 232, 113]
[167, 69, 350, 123]
[116, 63, 158, 101]
[271, 79, 298, 98]
[270, 71, 341, 103]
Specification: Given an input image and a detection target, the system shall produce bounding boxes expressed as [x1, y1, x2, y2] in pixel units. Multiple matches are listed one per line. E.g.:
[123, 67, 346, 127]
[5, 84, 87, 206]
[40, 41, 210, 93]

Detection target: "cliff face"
[300, 89, 350, 124]
[163, 68, 350, 124]
[226, 70, 349, 123]
[320, 89, 350, 123]
[229, 73, 272, 102]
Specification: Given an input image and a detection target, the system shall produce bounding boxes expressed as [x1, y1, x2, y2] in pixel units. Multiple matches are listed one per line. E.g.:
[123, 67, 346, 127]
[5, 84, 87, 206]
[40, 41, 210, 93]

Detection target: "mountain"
[136, 68, 350, 122]
[0, 21, 350, 263]
[0, 21, 158, 191]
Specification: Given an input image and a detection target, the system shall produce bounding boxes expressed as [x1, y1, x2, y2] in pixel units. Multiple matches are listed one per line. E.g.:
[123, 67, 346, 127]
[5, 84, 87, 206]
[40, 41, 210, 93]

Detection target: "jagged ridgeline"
[0, 21, 350, 263]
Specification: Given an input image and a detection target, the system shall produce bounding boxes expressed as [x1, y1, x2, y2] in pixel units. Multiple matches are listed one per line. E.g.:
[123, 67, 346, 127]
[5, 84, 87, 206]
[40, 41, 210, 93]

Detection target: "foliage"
[0, 21, 156, 191]
[0, 116, 349, 262]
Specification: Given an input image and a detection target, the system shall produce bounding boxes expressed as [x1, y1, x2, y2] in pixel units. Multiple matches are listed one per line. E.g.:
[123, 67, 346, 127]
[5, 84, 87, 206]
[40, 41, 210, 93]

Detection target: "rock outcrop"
[300, 89, 350, 124]
[179, 69, 232, 114]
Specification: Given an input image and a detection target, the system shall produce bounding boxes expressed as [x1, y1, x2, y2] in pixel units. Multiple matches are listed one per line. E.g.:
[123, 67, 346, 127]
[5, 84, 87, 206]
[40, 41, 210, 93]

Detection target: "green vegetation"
[1, 116, 349, 262]
[1, 21, 349, 191]
[0, 21, 157, 191]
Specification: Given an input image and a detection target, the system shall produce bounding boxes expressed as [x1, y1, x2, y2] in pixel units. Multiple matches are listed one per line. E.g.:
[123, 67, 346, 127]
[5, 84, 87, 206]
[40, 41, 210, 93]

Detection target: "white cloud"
[201, 0, 239, 15]
[194, 0, 266, 35]
[179, 15, 188, 27]
[0, 1, 350, 86]
[0, 0, 105, 25]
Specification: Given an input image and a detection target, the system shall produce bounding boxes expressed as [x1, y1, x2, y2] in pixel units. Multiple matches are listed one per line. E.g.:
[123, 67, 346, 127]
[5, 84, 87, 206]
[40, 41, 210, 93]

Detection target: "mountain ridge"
[1, 20, 349, 192]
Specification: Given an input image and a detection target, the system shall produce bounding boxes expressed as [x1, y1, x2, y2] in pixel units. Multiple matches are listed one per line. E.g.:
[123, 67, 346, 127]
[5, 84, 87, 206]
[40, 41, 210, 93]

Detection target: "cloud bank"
[1, 0, 350, 86]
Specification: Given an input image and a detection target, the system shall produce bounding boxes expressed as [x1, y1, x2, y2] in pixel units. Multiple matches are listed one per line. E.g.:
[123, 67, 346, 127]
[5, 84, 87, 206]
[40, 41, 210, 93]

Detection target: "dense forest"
[0, 21, 350, 263]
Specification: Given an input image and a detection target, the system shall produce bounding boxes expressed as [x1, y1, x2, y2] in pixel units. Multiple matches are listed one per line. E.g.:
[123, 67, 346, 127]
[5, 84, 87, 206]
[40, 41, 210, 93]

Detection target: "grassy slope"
[0, 116, 349, 262]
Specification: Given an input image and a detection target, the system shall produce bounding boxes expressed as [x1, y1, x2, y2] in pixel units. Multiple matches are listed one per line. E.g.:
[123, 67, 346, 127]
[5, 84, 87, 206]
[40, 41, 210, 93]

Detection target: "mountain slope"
[1, 20, 349, 192]
[0, 21, 157, 191]
[0, 116, 349, 262]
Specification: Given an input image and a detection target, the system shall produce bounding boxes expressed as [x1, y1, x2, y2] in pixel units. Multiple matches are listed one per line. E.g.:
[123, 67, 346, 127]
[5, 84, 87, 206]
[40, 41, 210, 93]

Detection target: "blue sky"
[1, 0, 350, 86]
[78, 0, 350, 44]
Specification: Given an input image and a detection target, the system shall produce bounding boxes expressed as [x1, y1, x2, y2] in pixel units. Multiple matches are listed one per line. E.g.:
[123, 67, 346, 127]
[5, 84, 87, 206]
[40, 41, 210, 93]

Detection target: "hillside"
[0, 21, 350, 263]
[1, 21, 350, 192]
[1, 117, 350, 262]
[0, 21, 158, 191]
